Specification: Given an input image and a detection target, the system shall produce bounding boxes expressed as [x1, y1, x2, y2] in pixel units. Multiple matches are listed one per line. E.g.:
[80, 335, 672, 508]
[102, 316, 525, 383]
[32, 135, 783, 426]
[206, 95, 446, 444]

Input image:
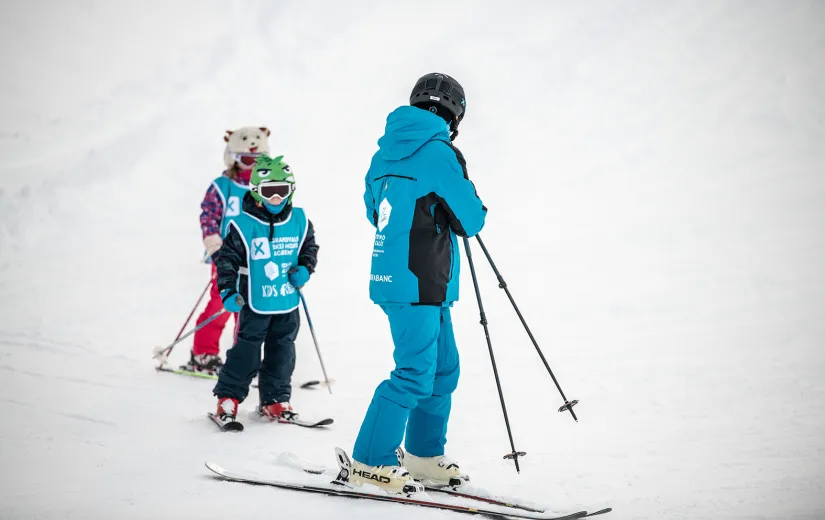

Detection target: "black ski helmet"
[410, 73, 466, 138]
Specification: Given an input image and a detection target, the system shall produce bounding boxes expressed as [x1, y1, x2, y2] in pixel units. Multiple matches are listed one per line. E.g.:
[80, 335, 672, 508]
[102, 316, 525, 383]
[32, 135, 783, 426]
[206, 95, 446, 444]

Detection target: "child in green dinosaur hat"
[211, 154, 319, 426]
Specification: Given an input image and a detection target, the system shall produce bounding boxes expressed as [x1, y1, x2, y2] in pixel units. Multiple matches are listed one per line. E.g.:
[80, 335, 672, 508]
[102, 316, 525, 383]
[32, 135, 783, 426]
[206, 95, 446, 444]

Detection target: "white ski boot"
[335, 448, 424, 495]
[397, 447, 469, 487]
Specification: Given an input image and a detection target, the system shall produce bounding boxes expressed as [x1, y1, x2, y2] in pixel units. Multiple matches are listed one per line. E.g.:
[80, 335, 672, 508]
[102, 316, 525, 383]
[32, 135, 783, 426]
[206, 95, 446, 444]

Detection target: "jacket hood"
[377, 106, 451, 161]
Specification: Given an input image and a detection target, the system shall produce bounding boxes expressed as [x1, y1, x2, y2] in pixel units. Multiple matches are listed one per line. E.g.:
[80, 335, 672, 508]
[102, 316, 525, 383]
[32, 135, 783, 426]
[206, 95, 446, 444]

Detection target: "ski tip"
[207, 413, 244, 432]
[584, 507, 612, 517]
[300, 379, 336, 390]
[205, 461, 226, 474]
[223, 422, 245, 432]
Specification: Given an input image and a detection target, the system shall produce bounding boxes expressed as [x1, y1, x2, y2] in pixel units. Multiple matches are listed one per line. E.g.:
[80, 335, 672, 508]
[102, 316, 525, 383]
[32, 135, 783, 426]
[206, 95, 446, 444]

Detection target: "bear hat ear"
[224, 130, 234, 143]
[260, 127, 271, 137]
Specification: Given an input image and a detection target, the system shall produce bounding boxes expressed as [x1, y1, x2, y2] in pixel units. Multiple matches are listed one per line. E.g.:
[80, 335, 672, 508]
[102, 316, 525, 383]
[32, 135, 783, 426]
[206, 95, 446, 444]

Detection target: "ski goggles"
[254, 181, 293, 200]
[232, 152, 262, 168]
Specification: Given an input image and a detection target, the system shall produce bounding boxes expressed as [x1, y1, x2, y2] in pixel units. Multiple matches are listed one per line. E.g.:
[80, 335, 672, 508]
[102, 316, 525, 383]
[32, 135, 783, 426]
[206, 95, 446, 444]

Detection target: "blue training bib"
[229, 207, 308, 314]
[212, 176, 250, 238]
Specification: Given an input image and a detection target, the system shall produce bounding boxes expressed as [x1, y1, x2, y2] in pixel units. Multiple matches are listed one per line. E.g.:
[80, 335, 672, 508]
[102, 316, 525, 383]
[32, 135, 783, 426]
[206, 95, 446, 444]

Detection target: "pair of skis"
[205, 449, 611, 519]
[207, 409, 334, 432]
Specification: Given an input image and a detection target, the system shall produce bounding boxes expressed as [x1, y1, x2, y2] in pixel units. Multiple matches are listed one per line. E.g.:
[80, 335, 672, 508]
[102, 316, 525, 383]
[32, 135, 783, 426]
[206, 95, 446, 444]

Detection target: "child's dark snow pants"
[213, 306, 299, 405]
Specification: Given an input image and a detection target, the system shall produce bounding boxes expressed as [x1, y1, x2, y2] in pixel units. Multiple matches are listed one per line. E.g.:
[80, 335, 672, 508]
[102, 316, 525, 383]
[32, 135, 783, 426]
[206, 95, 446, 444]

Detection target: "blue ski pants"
[353, 305, 460, 466]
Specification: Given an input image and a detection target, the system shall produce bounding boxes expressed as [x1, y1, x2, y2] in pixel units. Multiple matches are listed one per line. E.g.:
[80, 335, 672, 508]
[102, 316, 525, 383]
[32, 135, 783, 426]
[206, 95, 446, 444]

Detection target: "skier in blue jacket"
[350, 73, 487, 494]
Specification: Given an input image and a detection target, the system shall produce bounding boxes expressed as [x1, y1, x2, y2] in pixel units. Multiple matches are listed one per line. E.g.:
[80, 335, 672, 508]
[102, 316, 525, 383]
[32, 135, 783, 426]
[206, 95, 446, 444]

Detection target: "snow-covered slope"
[1, 1, 824, 519]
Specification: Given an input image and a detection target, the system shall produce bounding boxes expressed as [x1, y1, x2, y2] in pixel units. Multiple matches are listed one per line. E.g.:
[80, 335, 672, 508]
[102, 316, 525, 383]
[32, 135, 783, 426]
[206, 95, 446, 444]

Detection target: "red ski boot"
[258, 402, 297, 423]
[209, 397, 243, 431]
[217, 397, 239, 420]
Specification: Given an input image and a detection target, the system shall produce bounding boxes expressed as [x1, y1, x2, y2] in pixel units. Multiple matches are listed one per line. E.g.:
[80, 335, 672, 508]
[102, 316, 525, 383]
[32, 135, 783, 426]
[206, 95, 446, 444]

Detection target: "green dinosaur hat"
[250, 154, 296, 204]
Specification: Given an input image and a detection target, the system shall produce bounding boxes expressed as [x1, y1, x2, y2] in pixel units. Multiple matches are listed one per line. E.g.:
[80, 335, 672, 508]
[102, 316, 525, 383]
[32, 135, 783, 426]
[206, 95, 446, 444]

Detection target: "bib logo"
[225, 196, 241, 217]
[377, 198, 392, 232]
[264, 261, 279, 281]
[261, 285, 280, 298]
[251, 238, 271, 260]
[262, 284, 295, 298]
[370, 274, 393, 283]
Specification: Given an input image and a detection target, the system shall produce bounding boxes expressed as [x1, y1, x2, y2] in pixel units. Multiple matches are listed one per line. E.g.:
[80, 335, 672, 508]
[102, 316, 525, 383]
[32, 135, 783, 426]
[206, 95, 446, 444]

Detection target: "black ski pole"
[463, 237, 526, 472]
[298, 290, 333, 394]
[475, 234, 579, 421]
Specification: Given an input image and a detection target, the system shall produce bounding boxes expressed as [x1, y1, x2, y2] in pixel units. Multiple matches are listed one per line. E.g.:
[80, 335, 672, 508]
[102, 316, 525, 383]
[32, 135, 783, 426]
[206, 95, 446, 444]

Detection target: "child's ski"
[255, 407, 333, 429]
[156, 365, 218, 380]
[207, 413, 244, 432]
[204, 460, 588, 519]
[284, 416, 333, 428]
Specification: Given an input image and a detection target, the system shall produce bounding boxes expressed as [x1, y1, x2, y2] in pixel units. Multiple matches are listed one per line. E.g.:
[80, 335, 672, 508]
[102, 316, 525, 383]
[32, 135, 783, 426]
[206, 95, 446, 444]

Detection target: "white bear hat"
[223, 127, 271, 170]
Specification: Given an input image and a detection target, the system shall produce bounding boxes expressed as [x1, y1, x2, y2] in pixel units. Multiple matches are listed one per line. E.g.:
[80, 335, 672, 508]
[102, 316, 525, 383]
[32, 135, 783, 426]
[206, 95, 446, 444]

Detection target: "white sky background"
[0, 1, 824, 518]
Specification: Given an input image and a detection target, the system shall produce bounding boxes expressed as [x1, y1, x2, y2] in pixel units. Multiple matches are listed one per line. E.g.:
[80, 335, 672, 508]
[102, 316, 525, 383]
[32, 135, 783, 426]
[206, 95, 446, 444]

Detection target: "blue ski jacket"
[364, 106, 487, 305]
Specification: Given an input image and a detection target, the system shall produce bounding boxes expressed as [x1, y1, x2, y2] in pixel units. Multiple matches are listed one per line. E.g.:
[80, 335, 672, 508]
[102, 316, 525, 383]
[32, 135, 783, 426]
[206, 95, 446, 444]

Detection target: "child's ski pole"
[153, 309, 227, 364]
[173, 279, 212, 342]
[298, 290, 333, 394]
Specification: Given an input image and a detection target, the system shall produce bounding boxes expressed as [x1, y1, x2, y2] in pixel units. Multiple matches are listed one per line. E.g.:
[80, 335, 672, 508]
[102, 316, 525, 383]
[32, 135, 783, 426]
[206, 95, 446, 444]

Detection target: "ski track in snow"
[1, 1, 825, 519]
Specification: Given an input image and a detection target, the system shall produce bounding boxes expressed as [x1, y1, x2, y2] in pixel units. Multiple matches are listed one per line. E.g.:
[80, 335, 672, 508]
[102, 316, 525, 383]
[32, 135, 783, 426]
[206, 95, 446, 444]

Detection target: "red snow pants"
[192, 265, 235, 356]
